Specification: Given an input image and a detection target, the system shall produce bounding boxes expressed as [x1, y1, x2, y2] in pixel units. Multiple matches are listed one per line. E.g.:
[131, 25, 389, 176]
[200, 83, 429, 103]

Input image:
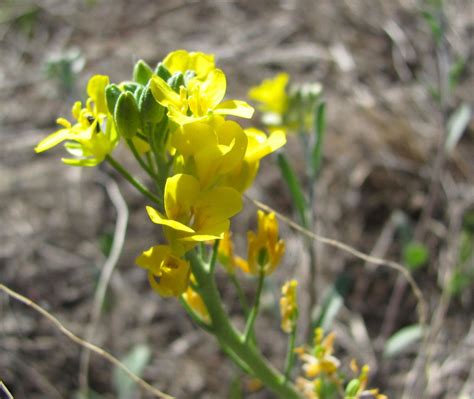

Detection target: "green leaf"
[403, 242, 429, 270]
[421, 10, 442, 44]
[384, 324, 424, 357]
[311, 101, 326, 177]
[312, 275, 350, 331]
[445, 103, 471, 154]
[276, 153, 308, 227]
[229, 375, 243, 399]
[113, 344, 152, 399]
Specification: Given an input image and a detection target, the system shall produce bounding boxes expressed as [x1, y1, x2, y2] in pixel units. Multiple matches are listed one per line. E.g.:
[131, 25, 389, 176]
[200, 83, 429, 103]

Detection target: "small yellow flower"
[151, 69, 253, 125]
[296, 328, 341, 379]
[146, 174, 242, 251]
[35, 75, 118, 166]
[171, 119, 248, 188]
[222, 127, 286, 192]
[135, 245, 190, 297]
[182, 276, 210, 324]
[248, 73, 289, 116]
[163, 49, 215, 80]
[280, 279, 298, 333]
[237, 211, 285, 275]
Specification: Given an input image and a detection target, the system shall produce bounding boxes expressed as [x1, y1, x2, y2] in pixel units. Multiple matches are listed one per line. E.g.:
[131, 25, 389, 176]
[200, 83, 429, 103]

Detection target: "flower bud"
[345, 379, 360, 397]
[114, 91, 140, 139]
[133, 59, 153, 85]
[120, 81, 139, 93]
[139, 82, 165, 124]
[105, 84, 122, 115]
[167, 72, 185, 93]
[155, 62, 171, 81]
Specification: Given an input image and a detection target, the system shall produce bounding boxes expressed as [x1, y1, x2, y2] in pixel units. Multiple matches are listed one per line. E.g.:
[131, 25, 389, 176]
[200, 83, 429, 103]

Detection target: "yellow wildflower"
[151, 68, 253, 125]
[248, 72, 289, 116]
[296, 328, 340, 379]
[163, 49, 215, 80]
[146, 174, 242, 251]
[135, 245, 190, 297]
[35, 75, 118, 166]
[280, 280, 298, 333]
[236, 211, 285, 275]
[223, 127, 286, 192]
[171, 119, 248, 188]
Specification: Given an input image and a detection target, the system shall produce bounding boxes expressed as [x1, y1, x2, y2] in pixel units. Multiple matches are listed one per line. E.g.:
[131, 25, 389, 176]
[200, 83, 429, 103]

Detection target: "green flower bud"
[345, 379, 360, 398]
[105, 84, 122, 115]
[114, 91, 140, 139]
[139, 82, 165, 124]
[134, 85, 144, 102]
[167, 72, 185, 93]
[154, 62, 171, 81]
[120, 81, 139, 93]
[133, 59, 153, 85]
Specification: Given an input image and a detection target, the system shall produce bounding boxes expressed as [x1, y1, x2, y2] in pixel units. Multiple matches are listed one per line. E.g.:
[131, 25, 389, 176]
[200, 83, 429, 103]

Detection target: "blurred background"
[1, 0, 473, 398]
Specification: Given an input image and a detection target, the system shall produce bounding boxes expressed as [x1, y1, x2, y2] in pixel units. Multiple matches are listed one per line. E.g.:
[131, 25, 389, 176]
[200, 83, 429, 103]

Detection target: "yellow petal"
[164, 174, 200, 219]
[171, 121, 217, 157]
[164, 50, 215, 79]
[35, 128, 72, 153]
[86, 75, 110, 114]
[214, 100, 254, 119]
[150, 76, 183, 109]
[146, 206, 196, 233]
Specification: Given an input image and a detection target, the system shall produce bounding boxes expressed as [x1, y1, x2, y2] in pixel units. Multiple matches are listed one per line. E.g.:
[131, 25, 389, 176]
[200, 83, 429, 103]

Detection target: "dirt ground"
[1, 0, 473, 398]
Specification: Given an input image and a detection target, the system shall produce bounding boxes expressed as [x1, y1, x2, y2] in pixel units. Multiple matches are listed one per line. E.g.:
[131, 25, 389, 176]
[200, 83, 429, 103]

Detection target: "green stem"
[179, 296, 212, 332]
[230, 274, 249, 315]
[187, 251, 301, 399]
[283, 327, 297, 382]
[126, 138, 156, 178]
[106, 155, 162, 207]
[243, 270, 265, 344]
[208, 240, 220, 274]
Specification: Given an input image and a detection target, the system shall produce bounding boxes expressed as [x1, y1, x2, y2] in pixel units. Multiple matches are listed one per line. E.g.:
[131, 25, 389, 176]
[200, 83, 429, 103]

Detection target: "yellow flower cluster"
[136, 51, 286, 297]
[35, 50, 287, 301]
[248, 72, 322, 132]
[280, 279, 298, 333]
[236, 211, 285, 276]
[295, 328, 387, 399]
[35, 75, 118, 166]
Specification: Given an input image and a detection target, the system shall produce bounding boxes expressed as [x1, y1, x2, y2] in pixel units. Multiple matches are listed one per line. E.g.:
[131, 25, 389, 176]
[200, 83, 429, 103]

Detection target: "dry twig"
[79, 173, 129, 395]
[248, 196, 428, 327]
[0, 283, 174, 399]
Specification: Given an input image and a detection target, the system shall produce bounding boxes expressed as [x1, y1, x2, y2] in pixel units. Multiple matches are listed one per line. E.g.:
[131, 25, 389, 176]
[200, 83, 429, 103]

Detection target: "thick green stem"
[187, 251, 301, 399]
[106, 155, 162, 207]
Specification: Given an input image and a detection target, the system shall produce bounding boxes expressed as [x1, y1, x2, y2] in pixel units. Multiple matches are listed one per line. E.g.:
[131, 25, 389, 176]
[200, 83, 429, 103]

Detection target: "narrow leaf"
[311, 102, 326, 176]
[312, 275, 350, 331]
[277, 153, 307, 227]
[384, 324, 424, 357]
[445, 103, 471, 154]
[113, 344, 152, 399]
